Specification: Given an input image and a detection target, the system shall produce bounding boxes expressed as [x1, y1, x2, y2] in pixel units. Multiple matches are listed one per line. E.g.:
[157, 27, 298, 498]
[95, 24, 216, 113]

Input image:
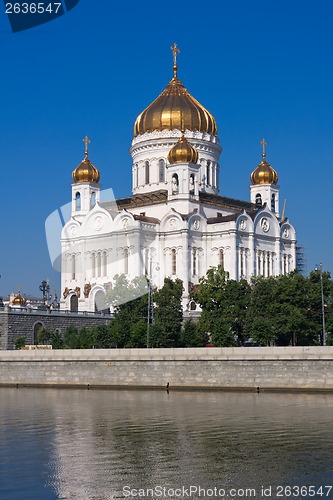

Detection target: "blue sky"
[0, 0, 332, 298]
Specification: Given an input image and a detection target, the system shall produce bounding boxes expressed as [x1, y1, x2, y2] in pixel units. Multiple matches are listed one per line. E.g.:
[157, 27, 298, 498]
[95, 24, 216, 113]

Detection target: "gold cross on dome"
[83, 136, 90, 156]
[260, 138, 267, 155]
[170, 43, 180, 76]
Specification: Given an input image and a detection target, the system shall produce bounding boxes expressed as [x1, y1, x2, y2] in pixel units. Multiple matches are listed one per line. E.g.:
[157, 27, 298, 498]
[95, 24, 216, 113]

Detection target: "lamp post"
[39, 279, 51, 306]
[146, 258, 160, 348]
[319, 262, 326, 346]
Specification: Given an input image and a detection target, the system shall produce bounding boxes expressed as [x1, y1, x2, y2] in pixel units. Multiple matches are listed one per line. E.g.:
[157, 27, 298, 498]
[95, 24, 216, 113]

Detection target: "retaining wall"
[0, 308, 112, 349]
[0, 346, 333, 391]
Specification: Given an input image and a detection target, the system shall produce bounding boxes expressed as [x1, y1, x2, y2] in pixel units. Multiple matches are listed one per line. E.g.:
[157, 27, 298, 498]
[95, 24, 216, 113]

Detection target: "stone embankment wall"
[0, 309, 112, 349]
[0, 346, 333, 391]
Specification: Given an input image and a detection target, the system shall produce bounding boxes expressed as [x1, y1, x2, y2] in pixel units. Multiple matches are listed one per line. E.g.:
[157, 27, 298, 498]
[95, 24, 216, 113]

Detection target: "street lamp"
[319, 262, 326, 346]
[39, 279, 51, 306]
[146, 259, 160, 348]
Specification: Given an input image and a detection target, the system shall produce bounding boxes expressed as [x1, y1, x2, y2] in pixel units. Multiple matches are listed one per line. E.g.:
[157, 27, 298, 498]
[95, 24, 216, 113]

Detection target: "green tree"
[50, 330, 64, 349]
[14, 336, 26, 349]
[191, 267, 250, 346]
[180, 319, 207, 347]
[106, 274, 149, 348]
[150, 278, 183, 347]
[36, 328, 51, 345]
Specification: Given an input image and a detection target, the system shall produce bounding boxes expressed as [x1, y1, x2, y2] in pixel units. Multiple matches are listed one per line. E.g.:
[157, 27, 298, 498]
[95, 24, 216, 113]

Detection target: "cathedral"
[60, 44, 296, 313]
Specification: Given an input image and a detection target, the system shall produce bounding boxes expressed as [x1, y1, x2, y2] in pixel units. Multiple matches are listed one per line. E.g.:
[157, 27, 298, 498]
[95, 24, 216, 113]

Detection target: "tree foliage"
[191, 266, 333, 347]
[191, 267, 250, 346]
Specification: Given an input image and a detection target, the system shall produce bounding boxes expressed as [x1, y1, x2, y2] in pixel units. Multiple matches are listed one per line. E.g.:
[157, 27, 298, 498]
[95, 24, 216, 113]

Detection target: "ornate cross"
[170, 42, 180, 76]
[83, 136, 90, 156]
[260, 138, 267, 155]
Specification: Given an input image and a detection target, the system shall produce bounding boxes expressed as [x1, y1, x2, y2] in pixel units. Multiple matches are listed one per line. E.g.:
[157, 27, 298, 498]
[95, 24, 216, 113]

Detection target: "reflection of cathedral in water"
[60, 44, 296, 312]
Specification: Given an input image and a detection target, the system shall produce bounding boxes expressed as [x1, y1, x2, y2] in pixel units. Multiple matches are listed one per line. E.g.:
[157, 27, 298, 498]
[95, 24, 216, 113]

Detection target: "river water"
[0, 388, 332, 500]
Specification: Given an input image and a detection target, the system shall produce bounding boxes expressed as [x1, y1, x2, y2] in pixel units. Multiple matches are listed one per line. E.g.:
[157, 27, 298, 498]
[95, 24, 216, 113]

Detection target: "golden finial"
[170, 42, 180, 77]
[83, 136, 90, 157]
[260, 138, 267, 158]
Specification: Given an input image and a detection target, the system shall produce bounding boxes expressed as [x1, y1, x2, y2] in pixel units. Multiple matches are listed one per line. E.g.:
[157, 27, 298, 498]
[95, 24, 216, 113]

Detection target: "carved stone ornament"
[193, 219, 200, 230]
[239, 219, 247, 231]
[63, 287, 69, 299]
[75, 286, 81, 298]
[283, 227, 289, 238]
[169, 217, 177, 228]
[260, 217, 269, 232]
[94, 216, 104, 231]
[122, 217, 129, 229]
[70, 225, 77, 236]
[84, 283, 92, 298]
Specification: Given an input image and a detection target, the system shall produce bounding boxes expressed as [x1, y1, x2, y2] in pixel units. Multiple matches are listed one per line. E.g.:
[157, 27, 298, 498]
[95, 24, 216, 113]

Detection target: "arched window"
[91, 253, 96, 278]
[159, 159, 165, 182]
[190, 301, 197, 311]
[103, 251, 107, 277]
[255, 193, 262, 206]
[271, 194, 275, 212]
[145, 161, 150, 184]
[172, 174, 179, 193]
[135, 163, 139, 187]
[71, 255, 76, 280]
[124, 248, 129, 275]
[219, 249, 224, 270]
[144, 248, 149, 276]
[90, 192, 96, 209]
[97, 252, 101, 278]
[206, 161, 211, 186]
[172, 249, 177, 275]
[192, 249, 197, 276]
[75, 192, 81, 211]
[189, 174, 195, 193]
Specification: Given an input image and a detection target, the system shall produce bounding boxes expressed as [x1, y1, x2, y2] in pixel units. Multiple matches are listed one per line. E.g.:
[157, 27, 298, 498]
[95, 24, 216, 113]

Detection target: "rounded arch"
[33, 321, 46, 345]
[253, 209, 280, 237]
[236, 212, 254, 232]
[70, 294, 78, 312]
[160, 211, 184, 232]
[89, 285, 110, 314]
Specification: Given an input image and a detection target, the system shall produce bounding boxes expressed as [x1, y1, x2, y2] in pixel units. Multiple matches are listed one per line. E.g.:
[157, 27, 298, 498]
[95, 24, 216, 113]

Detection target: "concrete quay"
[0, 346, 333, 391]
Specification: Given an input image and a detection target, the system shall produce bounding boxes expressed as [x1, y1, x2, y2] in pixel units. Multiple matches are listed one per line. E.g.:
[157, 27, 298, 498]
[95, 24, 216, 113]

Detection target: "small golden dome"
[134, 45, 217, 137]
[250, 139, 278, 185]
[12, 291, 26, 306]
[72, 136, 100, 184]
[168, 134, 199, 164]
[72, 157, 100, 183]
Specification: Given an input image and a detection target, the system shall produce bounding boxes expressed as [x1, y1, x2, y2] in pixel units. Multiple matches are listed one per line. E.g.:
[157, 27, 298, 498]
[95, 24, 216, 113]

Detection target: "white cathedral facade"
[60, 45, 296, 313]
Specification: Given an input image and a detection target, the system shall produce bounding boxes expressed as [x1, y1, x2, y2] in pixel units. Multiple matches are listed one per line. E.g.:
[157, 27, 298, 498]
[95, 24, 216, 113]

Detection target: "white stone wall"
[1, 347, 333, 390]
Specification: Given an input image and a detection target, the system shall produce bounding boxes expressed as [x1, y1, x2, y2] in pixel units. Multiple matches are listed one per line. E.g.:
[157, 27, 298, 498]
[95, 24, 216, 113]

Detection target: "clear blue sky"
[0, 0, 332, 298]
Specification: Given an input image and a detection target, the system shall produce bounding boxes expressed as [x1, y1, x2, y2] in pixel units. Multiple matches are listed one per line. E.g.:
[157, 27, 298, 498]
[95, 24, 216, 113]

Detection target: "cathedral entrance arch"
[70, 294, 78, 312]
[94, 290, 109, 314]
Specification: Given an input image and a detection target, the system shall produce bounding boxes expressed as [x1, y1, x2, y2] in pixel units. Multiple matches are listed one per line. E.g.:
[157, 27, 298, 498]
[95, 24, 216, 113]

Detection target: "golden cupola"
[168, 134, 198, 164]
[12, 290, 26, 306]
[250, 139, 279, 185]
[134, 43, 217, 137]
[72, 136, 100, 184]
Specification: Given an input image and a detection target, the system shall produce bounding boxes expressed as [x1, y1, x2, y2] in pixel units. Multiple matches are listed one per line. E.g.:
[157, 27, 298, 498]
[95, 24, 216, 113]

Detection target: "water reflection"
[0, 388, 332, 499]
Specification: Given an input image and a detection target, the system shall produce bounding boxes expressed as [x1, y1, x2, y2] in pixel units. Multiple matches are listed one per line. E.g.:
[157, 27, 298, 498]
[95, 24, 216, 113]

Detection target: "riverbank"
[0, 346, 333, 391]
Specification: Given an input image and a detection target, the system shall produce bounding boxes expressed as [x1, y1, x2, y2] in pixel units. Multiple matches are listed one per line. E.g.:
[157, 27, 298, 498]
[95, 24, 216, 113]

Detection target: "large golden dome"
[134, 44, 217, 137]
[250, 139, 278, 185]
[72, 136, 100, 184]
[168, 134, 198, 164]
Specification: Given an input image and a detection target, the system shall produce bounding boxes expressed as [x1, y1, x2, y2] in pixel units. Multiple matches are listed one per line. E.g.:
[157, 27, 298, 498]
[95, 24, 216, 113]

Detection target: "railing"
[0, 306, 113, 318]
